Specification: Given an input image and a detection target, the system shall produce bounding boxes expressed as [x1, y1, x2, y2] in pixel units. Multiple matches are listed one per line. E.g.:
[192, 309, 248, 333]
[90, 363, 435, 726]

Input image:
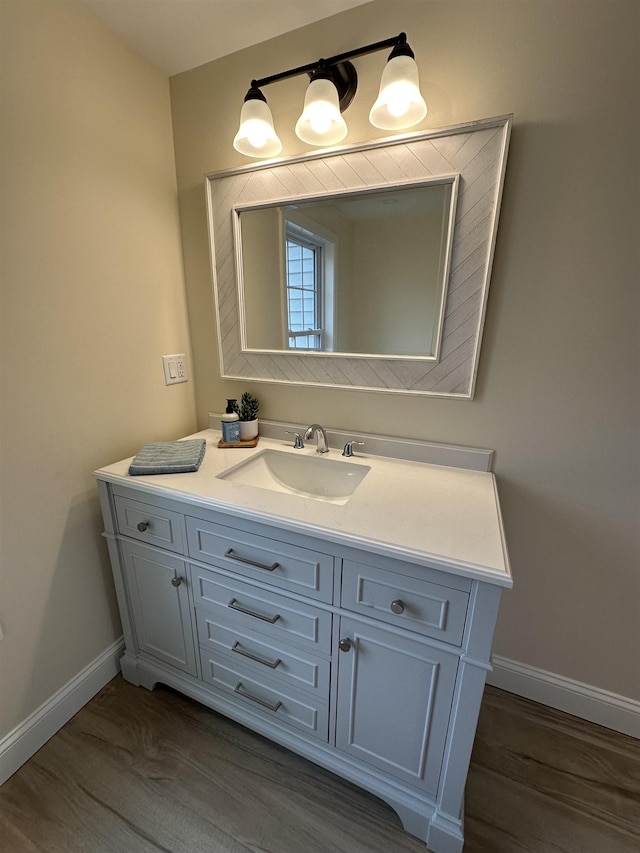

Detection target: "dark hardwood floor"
[0, 677, 638, 852]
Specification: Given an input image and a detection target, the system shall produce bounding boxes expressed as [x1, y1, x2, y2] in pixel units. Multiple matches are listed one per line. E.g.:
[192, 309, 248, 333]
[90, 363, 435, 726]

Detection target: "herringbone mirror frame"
[206, 115, 511, 398]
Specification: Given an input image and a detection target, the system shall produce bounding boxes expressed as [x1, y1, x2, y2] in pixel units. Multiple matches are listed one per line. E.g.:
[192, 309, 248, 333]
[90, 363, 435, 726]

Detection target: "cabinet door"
[335, 616, 458, 795]
[121, 540, 197, 676]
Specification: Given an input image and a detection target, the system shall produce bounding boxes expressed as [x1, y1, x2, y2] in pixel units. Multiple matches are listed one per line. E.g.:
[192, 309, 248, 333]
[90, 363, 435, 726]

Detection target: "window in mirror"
[285, 219, 335, 351]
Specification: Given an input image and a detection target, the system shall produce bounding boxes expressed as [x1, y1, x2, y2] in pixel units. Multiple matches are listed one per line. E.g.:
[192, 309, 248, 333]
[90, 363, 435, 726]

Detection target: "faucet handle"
[342, 440, 365, 458]
[285, 431, 304, 449]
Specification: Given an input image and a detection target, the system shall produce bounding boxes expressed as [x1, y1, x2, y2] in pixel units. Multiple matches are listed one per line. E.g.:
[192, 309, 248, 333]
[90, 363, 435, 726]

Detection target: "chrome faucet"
[304, 423, 329, 454]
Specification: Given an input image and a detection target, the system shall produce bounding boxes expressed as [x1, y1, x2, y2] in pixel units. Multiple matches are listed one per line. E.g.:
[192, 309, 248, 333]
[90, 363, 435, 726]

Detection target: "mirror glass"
[237, 180, 456, 359]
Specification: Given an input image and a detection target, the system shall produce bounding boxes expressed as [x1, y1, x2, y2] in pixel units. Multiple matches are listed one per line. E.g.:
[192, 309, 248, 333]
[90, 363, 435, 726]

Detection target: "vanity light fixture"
[233, 32, 427, 159]
[294, 63, 349, 146]
[233, 83, 283, 158]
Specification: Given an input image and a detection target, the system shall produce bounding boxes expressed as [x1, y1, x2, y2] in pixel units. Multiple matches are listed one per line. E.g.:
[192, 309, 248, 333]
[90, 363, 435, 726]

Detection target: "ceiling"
[82, 0, 373, 76]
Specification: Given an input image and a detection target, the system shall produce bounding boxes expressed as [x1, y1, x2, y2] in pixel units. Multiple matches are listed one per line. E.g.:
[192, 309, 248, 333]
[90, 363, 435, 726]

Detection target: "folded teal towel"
[128, 439, 206, 476]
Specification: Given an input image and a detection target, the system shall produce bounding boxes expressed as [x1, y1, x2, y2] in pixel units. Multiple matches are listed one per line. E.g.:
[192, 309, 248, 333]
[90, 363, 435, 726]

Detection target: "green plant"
[234, 391, 259, 422]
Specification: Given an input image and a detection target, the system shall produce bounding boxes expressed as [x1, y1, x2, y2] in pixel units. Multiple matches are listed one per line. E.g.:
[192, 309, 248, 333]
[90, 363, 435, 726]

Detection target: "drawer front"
[196, 614, 330, 699]
[341, 560, 469, 646]
[200, 650, 329, 741]
[186, 517, 333, 602]
[191, 567, 332, 655]
[114, 496, 185, 554]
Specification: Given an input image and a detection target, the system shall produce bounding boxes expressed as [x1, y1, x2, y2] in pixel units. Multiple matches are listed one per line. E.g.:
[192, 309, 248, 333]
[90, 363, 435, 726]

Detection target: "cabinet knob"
[137, 521, 149, 532]
[390, 599, 405, 615]
[339, 638, 352, 652]
[171, 576, 183, 587]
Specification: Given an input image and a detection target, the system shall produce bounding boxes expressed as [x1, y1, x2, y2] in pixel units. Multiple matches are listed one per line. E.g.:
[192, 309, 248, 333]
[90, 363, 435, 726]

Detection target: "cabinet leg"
[120, 654, 158, 691]
[391, 803, 430, 844]
[386, 802, 464, 852]
[426, 813, 464, 853]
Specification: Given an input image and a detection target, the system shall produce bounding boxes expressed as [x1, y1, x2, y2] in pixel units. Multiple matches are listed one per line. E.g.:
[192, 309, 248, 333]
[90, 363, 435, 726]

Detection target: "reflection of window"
[285, 222, 323, 350]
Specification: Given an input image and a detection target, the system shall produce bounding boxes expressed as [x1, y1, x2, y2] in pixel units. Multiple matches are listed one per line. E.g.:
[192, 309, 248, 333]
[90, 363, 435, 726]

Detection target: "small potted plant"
[234, 392, 259, 440]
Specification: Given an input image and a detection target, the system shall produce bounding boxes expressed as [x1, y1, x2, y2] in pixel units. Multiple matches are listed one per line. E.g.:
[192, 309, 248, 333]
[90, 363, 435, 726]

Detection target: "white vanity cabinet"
[96, 434, 510, 853]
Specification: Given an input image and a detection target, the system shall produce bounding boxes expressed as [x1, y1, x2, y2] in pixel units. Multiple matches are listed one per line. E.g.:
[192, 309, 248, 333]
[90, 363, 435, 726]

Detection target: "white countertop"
[94, 430, 512, 587]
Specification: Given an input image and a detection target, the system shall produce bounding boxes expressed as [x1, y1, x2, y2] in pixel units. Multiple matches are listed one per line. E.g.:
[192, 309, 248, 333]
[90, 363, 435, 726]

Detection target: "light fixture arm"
[248, 32, 411, 112]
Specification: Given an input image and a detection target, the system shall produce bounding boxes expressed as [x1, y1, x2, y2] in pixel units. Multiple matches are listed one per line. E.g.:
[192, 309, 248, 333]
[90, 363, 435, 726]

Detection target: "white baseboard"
[488, 655, 640, 739]
[0, 638, 124, 785]
[1, 645, 636, 787]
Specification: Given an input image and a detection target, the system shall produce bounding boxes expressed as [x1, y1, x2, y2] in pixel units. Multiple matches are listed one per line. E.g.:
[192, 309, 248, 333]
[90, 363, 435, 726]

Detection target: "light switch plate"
[162, 354, 187, 385]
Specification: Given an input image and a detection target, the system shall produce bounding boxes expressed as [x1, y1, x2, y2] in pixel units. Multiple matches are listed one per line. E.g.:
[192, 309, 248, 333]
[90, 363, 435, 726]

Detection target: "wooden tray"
[218, 435, 259, 449]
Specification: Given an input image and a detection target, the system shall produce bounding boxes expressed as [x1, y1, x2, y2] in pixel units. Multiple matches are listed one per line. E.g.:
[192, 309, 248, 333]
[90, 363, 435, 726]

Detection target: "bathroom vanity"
[95, 428, 511, 853]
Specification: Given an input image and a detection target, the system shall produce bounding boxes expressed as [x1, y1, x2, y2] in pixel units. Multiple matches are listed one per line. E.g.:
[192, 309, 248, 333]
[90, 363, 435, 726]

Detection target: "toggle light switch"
[162, 354, 188, 385]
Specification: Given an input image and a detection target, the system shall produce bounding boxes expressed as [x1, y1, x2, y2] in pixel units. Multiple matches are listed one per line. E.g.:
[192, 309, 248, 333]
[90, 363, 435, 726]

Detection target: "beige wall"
[241, 209, 284, 349]
[171, 0, 639, 700]
[349, 212, 443, 354]
[0, 1, 196, 736]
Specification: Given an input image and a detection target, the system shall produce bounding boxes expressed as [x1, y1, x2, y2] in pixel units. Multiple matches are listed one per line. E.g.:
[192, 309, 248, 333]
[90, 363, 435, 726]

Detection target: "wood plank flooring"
[0, 678, 638, 852]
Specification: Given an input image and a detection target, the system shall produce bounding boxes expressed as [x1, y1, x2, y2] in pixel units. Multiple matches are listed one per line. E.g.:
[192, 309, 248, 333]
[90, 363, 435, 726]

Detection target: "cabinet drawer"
[200, 651, 329, 741]
[114, 495, 185, 554]
[196, 614, 330, 699]
[186, 517, 333, 602]
[191, 567, 332, 655]
[341, 560, 469, 645]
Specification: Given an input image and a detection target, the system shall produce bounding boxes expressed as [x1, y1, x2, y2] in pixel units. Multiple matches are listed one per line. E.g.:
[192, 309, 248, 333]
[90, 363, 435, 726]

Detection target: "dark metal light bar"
[251, 33, 408, 90]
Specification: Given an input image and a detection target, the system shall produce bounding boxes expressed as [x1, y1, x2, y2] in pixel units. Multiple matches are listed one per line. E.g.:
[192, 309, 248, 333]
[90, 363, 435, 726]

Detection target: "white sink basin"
[217, 450, 370, 505]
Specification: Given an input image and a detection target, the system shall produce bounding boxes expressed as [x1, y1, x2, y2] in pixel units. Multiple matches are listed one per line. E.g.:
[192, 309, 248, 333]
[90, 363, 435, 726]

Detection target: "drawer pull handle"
[171, 576, 183, 587]
[228, 598, 281, 624]
[232, 641, 282, 669]
[390, 599, 405, 615]
[234, 682, 282, 713]
[137, 521, 150, 532]
[339, 638, 352, 652]
[225, 548, 280, 572]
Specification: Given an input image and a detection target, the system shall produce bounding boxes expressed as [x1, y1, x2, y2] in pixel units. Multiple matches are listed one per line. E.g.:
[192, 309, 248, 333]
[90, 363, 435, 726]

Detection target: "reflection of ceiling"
[299, 185, 451, 221]
[81, 0, 373, 76]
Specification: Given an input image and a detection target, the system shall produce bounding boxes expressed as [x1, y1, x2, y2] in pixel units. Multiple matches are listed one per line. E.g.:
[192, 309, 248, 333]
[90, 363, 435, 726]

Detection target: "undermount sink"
[217, 449, 370, 505]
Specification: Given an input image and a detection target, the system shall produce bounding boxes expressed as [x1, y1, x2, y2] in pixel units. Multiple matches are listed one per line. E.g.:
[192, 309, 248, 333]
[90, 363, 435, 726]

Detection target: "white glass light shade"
[233, 97, 282, 158]
[369, 54, 427, 130]
[295, 77, 347, 146]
